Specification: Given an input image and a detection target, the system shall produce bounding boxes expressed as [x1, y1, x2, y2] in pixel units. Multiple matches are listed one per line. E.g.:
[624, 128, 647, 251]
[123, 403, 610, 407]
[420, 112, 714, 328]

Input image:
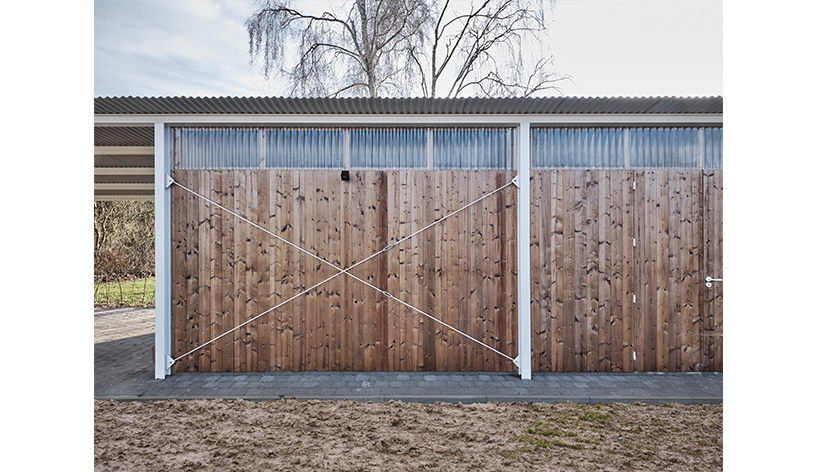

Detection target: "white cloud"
[95, 0, 269, 97]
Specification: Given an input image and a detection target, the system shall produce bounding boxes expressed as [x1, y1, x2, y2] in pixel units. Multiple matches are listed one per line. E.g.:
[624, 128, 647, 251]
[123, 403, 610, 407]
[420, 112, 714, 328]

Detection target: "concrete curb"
[95, 394, 723, 405]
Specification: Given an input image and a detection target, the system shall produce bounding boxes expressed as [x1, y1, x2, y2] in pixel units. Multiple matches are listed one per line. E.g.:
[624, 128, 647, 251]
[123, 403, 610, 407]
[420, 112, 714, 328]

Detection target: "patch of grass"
[579, 410, 611, 425]
[94, 277, 155, 308]
[551, 440, 581, 450]
[498, 450, 522, 460]
[518, 435, 550, 448]
[527, 427, 561, 437]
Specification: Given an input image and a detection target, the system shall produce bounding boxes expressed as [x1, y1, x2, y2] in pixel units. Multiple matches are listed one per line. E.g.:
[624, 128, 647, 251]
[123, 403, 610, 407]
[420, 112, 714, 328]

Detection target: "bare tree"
[94, 201, 155, 280]
[418, 0, 565, 97]
[247, 0, 566, 98]
[247, 0, 430, 97]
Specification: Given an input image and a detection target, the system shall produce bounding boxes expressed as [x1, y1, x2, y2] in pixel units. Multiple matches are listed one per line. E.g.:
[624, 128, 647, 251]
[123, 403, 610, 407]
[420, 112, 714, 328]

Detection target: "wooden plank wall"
[702, 170, 723, 372]
[530, 169, 723, 372]
[170, 169, 518, 372]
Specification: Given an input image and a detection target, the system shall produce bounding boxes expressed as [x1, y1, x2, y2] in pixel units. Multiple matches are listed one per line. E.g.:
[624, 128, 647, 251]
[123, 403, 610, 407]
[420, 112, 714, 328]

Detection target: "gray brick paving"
[95, 308, 722, 404]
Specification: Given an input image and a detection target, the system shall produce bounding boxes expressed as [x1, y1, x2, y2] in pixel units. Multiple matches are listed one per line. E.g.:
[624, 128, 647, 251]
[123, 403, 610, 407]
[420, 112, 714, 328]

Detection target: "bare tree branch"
[246, 0, 567, 98]
[247, 0, 429, 97]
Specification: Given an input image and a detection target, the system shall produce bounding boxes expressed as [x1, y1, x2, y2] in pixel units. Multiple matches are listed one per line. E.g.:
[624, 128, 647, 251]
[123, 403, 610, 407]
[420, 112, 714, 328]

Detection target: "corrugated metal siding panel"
[433, 128, 513, 169]
[94, 174, 155, 184]
[94, 126, 155, 147]
[94, 154, 154, 168]
[94, 96, 723, 116]
[265, 128, 343, 168]
[350, 128, 426, 168]
[95, 189, 155, 197]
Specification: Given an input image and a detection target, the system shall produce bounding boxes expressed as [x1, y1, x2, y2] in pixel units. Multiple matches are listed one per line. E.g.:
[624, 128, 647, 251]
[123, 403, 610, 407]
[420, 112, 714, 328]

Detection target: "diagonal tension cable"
[168, 176, 517, 366]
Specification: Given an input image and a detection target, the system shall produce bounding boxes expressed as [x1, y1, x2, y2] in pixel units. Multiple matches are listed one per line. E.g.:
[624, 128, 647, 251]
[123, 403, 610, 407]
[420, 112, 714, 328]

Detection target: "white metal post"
[517, 122, 532, 379]
[154, 122, 171, 379]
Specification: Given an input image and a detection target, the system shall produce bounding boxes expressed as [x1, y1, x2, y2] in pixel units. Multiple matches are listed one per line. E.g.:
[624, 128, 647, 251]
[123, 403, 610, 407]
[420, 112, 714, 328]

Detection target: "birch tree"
[247, 0, 430, 97]
[246, 0, 566, 98]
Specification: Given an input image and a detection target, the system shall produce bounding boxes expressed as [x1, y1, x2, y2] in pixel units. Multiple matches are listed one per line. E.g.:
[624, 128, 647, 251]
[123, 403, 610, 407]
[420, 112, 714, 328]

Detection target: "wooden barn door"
[170, 169, 518, 372]
[531, 169, 723, 372]
[701, 170, 723, 371]
[632, 170, 723, 372]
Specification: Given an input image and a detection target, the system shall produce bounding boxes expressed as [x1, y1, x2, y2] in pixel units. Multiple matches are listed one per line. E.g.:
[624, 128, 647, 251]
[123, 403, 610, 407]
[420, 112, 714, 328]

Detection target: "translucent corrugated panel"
[630, 128, 700, 168]
[433, 128, 513, 169]
[703, 127, 723, 168]
[264, 128, 343, 168]
[350, 128, 427, 168]
[532, 127, 723, 169]
[531, 127, 625, 168]
[177, 128, 259, 169]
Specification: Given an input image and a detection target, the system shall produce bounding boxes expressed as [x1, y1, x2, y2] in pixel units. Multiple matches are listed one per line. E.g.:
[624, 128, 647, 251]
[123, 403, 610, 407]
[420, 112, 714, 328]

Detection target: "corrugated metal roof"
[94, 96, 722, 116]
[95, 126, 154, 146]
[94, 174, 154, 184]
[94, 154, 155, 168]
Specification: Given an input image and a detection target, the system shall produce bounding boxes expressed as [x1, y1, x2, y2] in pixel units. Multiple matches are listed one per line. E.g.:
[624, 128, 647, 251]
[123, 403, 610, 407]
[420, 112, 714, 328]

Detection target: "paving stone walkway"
[95, 308, 722, 404]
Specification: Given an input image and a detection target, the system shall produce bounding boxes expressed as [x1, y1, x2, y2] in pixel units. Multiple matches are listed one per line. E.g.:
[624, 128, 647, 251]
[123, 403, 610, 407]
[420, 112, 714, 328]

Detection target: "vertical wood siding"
[530, 170, 723, 372]
[171, 168, 722, 372]
[171, 169, 517, 372]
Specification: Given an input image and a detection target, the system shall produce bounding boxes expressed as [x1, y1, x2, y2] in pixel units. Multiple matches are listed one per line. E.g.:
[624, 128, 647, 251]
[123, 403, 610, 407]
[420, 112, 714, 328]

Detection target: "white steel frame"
[94, 113, 720, 380]
[516, 122, 532, 379]
[154, 122, 172, 378]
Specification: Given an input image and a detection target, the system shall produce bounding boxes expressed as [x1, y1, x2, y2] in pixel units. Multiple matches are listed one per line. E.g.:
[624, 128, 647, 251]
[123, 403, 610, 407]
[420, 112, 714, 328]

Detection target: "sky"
[94, 0, 723, 98]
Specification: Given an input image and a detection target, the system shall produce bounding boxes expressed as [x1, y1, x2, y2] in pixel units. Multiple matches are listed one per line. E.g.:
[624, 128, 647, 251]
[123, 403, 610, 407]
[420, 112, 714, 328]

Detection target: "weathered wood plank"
[656, 170, 670, 372]
[456, 171, 470, 371]
[668, 170, 683, 371]
[257, 171, 271, 372]
[597, 170, 611, 372]
[586, 170, 600, 372]
[233, 170, 247, 372]
[290, 170, 304, 371]
[622, 170, 634, 372]
[610, 170, 625, 372]
[434, 171, 449, 371]
[376, 171, 390, 371]
[445, 170, 461, 371]
[501, 171, 512, 372]
[633, 170, 646, 371]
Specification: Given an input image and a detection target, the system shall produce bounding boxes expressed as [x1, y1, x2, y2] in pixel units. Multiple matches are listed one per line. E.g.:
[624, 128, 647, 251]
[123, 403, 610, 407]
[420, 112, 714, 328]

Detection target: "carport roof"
[94, 96, 723, 200]
[95, 95, 722, 116]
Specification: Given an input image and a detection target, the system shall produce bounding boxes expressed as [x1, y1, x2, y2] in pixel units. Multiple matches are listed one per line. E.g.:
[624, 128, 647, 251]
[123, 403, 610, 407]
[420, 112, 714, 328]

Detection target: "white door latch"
[705, 276, 723, 288]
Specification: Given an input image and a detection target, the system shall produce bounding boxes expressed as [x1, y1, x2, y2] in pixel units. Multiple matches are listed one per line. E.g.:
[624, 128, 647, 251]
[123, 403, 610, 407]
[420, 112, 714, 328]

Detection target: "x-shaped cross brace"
[167, 175, 519, 370]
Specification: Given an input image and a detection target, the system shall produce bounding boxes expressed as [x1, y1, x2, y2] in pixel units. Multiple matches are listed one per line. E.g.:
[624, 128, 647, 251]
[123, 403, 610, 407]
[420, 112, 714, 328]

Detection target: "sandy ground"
[94, 399, 721, 471]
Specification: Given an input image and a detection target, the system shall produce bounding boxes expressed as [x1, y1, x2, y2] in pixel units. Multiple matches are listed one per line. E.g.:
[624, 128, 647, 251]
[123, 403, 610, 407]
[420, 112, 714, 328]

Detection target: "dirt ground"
[94, 399, 722, 471]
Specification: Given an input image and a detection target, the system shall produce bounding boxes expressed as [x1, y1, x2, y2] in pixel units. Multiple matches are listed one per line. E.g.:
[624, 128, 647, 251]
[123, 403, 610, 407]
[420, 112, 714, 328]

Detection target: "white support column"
[154, 121, 171, 379]
[517, 122, 532, 379]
